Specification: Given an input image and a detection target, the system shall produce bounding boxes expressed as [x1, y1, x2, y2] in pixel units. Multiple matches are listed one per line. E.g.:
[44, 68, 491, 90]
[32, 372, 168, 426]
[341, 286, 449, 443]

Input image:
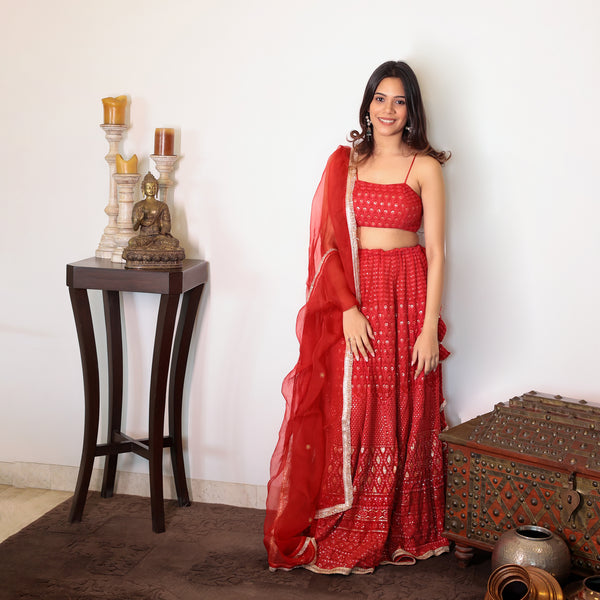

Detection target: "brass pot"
[484, 564, 564, 600]
[564, 576, 600, 600]
[492, 525, 571, 583]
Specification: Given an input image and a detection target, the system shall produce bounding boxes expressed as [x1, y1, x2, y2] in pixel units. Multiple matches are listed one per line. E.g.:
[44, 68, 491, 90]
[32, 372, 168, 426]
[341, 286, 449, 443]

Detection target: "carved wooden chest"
[440, 391, 600, 574]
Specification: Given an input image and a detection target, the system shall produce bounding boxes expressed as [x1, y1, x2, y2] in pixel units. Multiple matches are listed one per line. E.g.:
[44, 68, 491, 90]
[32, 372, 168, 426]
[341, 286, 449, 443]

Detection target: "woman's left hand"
[411, 325, 439, 379]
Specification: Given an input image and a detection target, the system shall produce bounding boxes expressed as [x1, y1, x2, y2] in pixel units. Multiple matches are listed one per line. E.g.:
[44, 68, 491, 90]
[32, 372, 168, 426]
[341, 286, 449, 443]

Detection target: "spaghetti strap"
[404, 154, 417, 183]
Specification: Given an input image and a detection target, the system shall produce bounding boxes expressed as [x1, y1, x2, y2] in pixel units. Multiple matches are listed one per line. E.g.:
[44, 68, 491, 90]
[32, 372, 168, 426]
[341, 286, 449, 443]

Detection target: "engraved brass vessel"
[492, 525, 571, 583]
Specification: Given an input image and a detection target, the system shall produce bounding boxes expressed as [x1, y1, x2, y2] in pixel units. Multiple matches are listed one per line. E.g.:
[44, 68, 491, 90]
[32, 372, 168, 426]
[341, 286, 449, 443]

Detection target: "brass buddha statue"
[123, 172, 185, 269]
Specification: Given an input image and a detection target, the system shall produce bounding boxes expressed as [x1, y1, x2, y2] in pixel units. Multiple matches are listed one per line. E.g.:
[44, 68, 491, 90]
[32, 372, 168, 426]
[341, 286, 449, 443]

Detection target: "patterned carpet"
[0, 492, 492, 599]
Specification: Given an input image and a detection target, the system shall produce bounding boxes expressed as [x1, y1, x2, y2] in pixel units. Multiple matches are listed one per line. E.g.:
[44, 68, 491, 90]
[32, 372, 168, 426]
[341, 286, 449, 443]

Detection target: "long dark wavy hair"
[349, 61, 450, 165]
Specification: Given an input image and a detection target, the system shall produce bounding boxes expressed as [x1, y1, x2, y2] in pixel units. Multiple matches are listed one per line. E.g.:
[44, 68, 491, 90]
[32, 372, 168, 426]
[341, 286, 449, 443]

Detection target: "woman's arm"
[317, 251, 374, 361]
[343, 306, 375, 361]
[412, 156, 446, 378]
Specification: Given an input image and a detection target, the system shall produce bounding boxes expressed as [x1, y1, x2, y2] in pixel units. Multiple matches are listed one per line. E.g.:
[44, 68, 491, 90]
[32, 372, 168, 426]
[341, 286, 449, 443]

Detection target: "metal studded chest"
[440, 391, 600, 574]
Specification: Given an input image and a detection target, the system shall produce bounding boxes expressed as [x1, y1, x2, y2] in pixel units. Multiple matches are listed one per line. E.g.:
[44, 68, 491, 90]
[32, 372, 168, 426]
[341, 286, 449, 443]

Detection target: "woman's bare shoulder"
[416, 153, 442, 170]
[415, 153, 443, 183]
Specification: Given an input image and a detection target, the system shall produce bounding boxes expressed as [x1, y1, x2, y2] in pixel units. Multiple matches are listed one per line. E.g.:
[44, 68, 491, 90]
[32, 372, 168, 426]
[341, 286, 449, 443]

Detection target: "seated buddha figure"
[123, 172, 185, 269]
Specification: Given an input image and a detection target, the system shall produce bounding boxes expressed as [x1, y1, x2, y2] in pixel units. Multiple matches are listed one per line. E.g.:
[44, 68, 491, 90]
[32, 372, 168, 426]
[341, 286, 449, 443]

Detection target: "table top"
[67, 257, 209, 294]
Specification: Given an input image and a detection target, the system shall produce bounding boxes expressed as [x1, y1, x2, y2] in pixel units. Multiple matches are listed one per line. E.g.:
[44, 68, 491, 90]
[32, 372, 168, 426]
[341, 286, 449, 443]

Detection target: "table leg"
[68, 288, 100, 523]
[101, 290, 123, 498]
[168, 283, 205, 506]
[454, 542, 475, 568]
[148, 293, 180, 533]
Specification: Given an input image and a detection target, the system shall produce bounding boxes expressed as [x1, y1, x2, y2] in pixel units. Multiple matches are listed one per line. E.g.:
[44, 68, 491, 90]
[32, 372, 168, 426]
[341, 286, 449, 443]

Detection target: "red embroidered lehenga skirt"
[307, 244, 449, 574]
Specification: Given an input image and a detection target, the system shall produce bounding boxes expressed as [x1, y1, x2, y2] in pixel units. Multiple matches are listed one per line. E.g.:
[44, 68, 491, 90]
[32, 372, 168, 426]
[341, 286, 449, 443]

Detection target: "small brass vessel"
[564, 576, 600, 600]
[485, 564, 564, 600]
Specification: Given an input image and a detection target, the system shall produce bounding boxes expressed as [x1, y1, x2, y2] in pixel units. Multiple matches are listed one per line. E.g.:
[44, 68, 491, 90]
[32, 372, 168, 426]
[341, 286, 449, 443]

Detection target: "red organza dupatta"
[264, 146, 356, 569]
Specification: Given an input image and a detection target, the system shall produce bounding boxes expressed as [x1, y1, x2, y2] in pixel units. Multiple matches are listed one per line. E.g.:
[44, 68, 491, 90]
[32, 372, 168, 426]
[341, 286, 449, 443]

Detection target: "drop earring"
[365, 113, 373, 141]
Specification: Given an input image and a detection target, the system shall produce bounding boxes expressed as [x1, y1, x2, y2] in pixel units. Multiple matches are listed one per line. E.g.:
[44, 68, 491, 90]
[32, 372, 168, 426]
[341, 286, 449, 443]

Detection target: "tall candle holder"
[111, 172, 141, 263]
[96, 124, 128, 258]
[150, 154, 179, 205]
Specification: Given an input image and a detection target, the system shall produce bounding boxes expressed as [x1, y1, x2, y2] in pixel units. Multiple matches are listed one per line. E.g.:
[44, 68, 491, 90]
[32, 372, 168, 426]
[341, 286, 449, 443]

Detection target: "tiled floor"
[0, 485, 72, 543]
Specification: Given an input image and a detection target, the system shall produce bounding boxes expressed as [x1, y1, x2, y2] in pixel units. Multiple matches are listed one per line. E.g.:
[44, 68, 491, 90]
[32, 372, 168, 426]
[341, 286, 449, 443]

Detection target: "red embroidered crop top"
[352, 155, 422, 232]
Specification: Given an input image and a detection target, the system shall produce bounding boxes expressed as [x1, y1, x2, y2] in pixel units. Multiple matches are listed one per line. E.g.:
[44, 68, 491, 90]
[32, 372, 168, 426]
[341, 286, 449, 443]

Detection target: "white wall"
[1, 0, 598, 493]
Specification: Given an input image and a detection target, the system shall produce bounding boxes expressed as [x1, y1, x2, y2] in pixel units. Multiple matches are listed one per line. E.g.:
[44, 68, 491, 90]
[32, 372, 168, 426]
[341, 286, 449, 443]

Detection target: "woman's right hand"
[343, 306, 375, 361]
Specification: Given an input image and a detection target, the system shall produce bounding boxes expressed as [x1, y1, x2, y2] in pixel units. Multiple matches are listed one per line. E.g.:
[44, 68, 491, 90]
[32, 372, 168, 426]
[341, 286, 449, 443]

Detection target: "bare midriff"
[358, 226, 419, 250]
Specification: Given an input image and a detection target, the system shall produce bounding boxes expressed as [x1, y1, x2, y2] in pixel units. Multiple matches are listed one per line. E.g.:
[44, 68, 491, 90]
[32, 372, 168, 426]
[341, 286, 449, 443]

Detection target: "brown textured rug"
[0, 492, 492, 599]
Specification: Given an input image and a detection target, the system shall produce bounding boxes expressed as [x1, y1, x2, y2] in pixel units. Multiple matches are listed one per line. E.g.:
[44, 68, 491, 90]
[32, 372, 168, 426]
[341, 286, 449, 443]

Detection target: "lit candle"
[102, 95, 127, 125]
[154, 128, 175, 155]
[115, 154, 138, 174]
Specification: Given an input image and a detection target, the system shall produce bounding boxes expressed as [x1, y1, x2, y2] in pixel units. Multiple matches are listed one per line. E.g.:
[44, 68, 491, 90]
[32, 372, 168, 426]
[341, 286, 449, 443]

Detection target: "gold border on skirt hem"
[300, 544, 450, 575]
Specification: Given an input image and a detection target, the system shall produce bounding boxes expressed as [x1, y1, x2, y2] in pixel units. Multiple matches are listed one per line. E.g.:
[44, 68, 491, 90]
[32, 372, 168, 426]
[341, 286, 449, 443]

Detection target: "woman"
[264, 61, 450, 574]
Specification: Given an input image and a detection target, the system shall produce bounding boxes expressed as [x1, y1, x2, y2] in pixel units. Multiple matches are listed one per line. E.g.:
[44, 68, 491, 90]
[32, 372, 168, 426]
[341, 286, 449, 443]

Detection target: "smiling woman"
[350, 61, 449, 165]
[369, 79, 409, 138]
[264, 60, 452, 575]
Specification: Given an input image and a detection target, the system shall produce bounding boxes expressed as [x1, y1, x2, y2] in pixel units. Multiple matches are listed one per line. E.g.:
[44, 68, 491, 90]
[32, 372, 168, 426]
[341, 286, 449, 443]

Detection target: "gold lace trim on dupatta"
[314, 155, 358, 519]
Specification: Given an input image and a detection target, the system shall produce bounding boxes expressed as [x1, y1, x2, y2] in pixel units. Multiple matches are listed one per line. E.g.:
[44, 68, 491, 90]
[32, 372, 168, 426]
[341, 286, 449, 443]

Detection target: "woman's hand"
[411, 323, 439, 379]
[343, 306, 375, 361]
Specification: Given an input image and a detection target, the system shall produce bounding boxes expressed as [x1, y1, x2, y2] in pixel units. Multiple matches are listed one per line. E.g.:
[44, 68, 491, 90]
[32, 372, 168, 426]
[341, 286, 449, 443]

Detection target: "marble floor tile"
[0, 486, 72, 543]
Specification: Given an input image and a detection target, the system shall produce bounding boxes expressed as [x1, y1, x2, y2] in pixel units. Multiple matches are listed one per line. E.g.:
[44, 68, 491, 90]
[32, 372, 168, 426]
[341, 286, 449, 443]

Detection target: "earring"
[405, 123, 414, 137]
[365, 113, 373, 141]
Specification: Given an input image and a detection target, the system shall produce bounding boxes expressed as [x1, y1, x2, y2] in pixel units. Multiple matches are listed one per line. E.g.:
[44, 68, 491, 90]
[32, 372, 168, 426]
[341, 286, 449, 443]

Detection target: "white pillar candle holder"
[111, 172, 141, 263]
[150, 154, 179, 205]
[96, 124, 127, 258]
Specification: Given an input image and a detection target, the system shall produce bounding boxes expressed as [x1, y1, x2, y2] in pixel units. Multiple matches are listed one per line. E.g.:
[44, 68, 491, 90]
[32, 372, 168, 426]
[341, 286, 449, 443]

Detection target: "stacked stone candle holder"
[150, 128, 178, 204]
[94, 98, 183, 267]
[111, 154, 141, 263]
[96, 98, 128, 259]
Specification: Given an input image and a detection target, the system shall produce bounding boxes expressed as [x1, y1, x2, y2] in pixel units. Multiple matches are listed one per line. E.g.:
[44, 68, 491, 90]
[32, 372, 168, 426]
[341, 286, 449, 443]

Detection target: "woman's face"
[368, 77, 408, 140]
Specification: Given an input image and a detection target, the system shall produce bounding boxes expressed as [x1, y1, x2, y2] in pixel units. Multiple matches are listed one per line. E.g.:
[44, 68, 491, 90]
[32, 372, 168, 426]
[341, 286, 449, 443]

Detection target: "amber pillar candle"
[115, 153, 138, 174]
[154, 128, 175, 155]
[102, 95, 127, 124]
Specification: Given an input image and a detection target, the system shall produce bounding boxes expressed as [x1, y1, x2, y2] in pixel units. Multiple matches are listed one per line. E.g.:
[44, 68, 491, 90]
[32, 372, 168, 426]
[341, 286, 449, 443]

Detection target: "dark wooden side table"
[66, 257, 208, 533]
